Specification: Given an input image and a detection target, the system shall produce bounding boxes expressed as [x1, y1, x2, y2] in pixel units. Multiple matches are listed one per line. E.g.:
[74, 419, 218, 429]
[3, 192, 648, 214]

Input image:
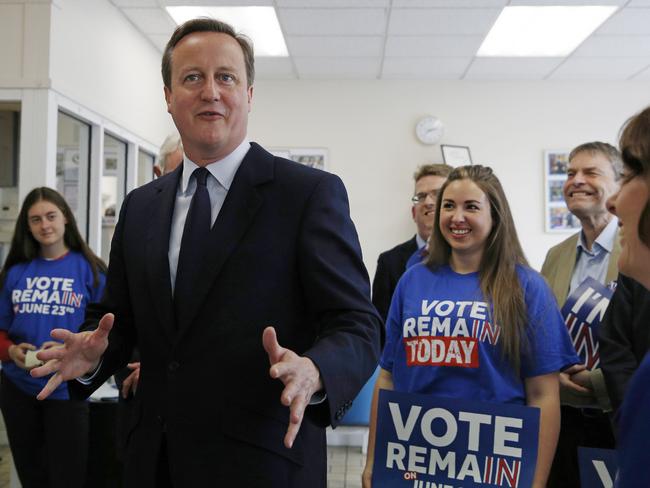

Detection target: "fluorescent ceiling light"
[166, 6, 288, 57]
[477, 6, 618, 57]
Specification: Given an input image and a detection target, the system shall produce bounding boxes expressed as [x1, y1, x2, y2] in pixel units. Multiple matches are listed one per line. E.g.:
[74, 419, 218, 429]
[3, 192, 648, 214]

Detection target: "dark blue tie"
[174, 167, 211, 324]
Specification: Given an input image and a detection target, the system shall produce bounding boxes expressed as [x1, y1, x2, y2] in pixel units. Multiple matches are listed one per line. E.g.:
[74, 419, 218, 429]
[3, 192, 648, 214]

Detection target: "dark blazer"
[371, 236, 418, 322]
[599, 274, 650, 416]
[72, 143, 382, 488]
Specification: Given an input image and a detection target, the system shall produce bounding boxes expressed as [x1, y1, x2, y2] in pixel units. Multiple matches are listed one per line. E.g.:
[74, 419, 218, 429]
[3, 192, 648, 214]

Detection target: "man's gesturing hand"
[122, 362, 141, 399]
[30, 313, 115, 400]
[262, 326, 323, 449]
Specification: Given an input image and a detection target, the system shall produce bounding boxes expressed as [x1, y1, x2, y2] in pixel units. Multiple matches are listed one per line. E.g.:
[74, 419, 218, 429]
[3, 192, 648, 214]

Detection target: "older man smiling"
[541, 141, 622, 488]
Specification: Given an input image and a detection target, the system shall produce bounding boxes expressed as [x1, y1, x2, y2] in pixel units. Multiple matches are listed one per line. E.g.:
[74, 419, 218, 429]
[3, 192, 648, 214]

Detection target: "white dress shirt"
[168, 139, 250, 293]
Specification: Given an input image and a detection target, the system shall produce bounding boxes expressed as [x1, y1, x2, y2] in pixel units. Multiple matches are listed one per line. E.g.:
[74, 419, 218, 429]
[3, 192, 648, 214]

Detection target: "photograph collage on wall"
[544, 150, 581, 233]
[270, 148, 328, 172]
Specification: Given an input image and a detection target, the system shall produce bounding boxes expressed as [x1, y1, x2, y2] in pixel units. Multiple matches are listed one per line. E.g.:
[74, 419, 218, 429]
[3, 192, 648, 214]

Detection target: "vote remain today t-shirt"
[381, 264, 579, 405]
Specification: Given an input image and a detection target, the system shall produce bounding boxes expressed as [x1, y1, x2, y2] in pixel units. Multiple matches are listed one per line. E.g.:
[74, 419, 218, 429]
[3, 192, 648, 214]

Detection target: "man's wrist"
[77, 358, 103, 385]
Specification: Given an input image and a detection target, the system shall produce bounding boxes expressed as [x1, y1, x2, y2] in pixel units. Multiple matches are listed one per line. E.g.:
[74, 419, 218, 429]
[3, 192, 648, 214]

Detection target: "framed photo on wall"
[544, 150, 580, 233]
[269, 147, 329, 171]
[441, 145, 472, 166]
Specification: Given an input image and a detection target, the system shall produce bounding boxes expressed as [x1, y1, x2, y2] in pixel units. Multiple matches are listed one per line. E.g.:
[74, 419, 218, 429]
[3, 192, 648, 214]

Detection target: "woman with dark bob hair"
[606, 106, 650, 487]
[0, 187, 106, 488]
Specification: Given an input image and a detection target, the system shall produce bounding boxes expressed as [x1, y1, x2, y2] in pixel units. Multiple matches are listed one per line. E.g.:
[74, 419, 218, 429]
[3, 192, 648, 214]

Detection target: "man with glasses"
[372, 164, 452, 321]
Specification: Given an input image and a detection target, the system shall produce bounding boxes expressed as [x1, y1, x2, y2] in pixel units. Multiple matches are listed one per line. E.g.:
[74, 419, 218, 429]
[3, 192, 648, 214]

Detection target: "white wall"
[50, 0, 173, 147]
[248, 80, 650, 275]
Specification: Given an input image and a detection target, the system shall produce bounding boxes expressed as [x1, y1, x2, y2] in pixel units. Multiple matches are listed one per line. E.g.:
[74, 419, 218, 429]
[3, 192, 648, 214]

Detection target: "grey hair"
[158, 133, 183, 172]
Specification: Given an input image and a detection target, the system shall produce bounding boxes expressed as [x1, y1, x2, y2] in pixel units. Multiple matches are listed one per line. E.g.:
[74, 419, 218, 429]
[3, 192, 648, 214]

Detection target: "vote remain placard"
[372, 390, 540, 488]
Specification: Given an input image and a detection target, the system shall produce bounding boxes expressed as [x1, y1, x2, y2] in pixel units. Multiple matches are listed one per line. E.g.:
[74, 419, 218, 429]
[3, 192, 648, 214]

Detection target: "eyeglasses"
[411, 191, 439, 204]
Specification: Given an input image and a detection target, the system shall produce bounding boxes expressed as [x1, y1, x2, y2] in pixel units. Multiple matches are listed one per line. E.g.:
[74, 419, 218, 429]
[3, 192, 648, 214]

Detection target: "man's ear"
[247, 85, 254, 112]
[164, 86, 172, 114]
[411, 205, 416, 222]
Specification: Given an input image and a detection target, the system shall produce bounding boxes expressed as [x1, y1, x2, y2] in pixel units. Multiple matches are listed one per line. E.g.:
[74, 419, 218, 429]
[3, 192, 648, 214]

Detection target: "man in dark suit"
[372, 164, 451, 320]
[32, 18, 381, 488]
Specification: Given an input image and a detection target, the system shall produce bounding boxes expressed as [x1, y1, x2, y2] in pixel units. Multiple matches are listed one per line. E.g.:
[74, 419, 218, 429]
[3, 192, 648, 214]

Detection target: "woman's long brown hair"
[426, 165, 529, 374]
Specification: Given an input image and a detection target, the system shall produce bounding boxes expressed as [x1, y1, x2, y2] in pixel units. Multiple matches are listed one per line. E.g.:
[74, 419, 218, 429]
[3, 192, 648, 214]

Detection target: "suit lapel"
[145, 167, 182, 343]
[554, 235, 578, 305]
[176, 143, 273, 338]
[606, 232, 622, 284]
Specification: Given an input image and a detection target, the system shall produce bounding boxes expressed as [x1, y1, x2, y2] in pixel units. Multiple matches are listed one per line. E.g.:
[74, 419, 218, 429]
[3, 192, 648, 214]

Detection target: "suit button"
[168, 361, 180, 372]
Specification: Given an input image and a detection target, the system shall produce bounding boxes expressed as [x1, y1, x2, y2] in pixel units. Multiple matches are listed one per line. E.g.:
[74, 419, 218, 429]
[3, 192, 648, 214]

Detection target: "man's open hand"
[262, 326, 323, 449]
[31, 313, 114, 400]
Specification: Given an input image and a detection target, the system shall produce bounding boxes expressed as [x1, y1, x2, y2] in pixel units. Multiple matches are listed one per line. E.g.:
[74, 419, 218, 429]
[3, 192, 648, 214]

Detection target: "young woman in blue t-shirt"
[0, 187, 106, 488]
[363, 165, 578, 488]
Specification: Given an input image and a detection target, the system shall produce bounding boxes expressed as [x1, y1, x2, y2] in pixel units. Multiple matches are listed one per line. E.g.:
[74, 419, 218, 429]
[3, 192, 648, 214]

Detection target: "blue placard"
[561, 277, 614, 369]
[578, 447, 617, 488]
[372, 390, 540, 488]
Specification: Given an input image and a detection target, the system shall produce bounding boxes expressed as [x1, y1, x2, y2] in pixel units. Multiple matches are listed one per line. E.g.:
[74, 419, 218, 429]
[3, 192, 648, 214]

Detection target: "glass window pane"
[138, 150, 155, 187]
[56, 111, 90, 238]
[101, 133, 127, 263]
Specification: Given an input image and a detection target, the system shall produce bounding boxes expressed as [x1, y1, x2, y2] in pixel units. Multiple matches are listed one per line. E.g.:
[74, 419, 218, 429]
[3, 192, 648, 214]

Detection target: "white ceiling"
[110, 0, 650, 80]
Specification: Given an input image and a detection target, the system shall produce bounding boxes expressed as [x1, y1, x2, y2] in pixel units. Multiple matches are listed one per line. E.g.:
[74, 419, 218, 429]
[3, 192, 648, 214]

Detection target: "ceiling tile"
[382, 57, 470, 79]
[549, 57, 650, 79]
[254, 57, 296, 79]
[464, 57, 562, 79]
[573, 35, 650, 57]
[111, 0, 158, 6]
[386, 36, 483, 57]
[160, 0, 273, 5]
[393, 0, 506, 6]
[631, 63, 650, 78]
[287, 36, 383, 57]
[279, 8, 387, 36]
[596, 7, 650, 35]
[148, 34, 170, 52]
[628, 0, 650, 6]
[388, 8, 501, 36]
[276, 0, 388, 6]
[294, 56, 380, 78]
[121, 7, 176, 34]
[510, 0, 626, 4]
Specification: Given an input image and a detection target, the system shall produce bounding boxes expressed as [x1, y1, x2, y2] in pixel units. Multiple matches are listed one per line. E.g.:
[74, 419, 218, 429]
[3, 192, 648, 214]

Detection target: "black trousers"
[548, 405, 615, 488]
[0, 372, 89, 488]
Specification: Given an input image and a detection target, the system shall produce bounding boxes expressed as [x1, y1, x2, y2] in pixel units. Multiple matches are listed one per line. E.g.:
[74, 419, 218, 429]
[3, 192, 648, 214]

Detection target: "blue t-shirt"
[616, 352, 650, 488]
[380, 263, 579, 405]
[0, 251, 105, 399]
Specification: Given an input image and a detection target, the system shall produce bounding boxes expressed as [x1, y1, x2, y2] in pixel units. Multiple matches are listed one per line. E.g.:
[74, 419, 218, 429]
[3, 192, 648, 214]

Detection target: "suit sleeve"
[297, 173, 382, 428]
[372, 253, 391, 323]
[599, 274, 639, 414]
[68, 191, 138, 399]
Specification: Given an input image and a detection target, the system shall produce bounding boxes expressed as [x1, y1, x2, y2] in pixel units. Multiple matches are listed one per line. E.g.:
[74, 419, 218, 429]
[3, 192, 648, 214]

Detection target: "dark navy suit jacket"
[71, 142, 382, 487]
[371, 236, 417, 322]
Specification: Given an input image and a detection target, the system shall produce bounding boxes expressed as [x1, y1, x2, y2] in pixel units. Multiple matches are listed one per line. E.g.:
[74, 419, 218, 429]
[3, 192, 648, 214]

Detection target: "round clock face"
[415, 116, 444, 145]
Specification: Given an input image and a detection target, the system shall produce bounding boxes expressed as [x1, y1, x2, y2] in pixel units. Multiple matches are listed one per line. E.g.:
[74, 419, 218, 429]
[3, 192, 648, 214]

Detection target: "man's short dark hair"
[162, 18, 255, 90]
[569, 141, 622, 180]
[413, 163, 453, 182]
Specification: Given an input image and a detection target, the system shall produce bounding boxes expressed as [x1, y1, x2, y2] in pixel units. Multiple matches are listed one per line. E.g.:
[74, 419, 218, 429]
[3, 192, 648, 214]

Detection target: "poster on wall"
[270, 148, 328, 171]
[544, 150, 581, 233]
